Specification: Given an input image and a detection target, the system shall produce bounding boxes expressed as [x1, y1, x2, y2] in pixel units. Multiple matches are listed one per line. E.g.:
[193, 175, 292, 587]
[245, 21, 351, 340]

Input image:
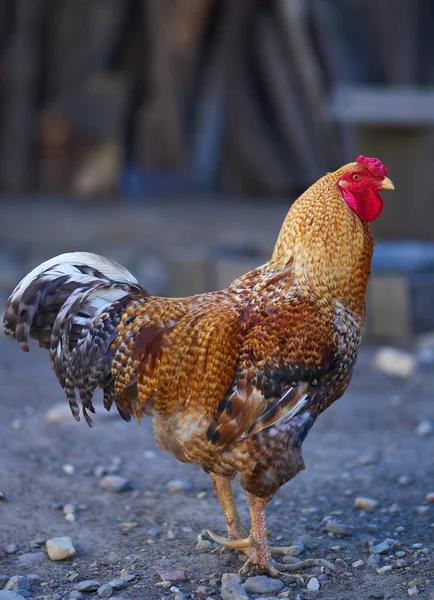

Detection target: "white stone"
[374, 347, 415, 378]
[46, 536, 76, 561]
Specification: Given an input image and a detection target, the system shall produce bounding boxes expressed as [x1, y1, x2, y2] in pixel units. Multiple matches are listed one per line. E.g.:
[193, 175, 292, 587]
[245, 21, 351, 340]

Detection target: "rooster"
[3, 156, 394, 578]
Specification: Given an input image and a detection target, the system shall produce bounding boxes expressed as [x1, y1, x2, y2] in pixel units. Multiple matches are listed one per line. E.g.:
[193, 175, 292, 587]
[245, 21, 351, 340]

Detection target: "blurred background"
[1, 0, 434, 345]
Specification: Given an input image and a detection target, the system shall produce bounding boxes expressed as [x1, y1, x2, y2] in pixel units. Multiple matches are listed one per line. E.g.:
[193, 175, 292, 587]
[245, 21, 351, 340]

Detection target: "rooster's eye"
[352, 174, 361, 181]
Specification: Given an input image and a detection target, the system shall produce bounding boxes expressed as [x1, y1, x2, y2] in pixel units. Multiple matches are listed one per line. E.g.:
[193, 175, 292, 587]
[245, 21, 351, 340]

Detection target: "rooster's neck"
[269, 183, 375, 320]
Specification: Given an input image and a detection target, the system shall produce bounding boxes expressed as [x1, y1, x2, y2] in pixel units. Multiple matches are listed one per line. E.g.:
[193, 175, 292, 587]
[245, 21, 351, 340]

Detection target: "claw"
[207, 529, 251, 549]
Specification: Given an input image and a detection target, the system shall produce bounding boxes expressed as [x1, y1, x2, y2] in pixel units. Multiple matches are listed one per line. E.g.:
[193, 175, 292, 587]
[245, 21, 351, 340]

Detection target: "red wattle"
[341, 188, 384, 222]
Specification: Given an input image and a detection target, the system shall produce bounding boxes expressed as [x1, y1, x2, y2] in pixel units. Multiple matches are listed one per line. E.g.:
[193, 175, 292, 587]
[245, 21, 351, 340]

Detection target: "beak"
[380, 176, 395, 190]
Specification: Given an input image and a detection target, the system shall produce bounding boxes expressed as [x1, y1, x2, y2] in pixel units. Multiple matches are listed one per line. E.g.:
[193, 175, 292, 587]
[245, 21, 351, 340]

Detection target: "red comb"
[356, 155, 388, 178]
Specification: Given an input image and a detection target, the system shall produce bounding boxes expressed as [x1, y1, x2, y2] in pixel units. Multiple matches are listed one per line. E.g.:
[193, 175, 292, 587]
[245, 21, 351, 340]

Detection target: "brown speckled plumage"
[4, 159, 392, 576]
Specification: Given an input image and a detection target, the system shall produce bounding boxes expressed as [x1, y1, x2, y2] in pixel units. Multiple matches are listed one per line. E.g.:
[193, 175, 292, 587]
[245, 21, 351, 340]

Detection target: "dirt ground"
[0, 335, 433, 600]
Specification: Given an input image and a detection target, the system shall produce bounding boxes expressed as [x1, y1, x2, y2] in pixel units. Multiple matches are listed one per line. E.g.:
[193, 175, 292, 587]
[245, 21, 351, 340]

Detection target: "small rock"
[74, 581, 101, 593]
[221, 581, 249, 600]
[0, 593, 28, 600]
[399, 475, 411, 487]
[5, 544, 18, 555]
[174, 593, 188, 600]
[196, 540, 213, 552]
[307, 578, 320, 593]
[108, 579, 129, 591]
[408, 587, 419, 597]
[325, 521, 354, 536]
[0, 578, 8, 591]
[285, 541, 305, 556]
[46, 537, 76, 561]
[377, 566, 392, 575]
[354, 497, 379, 511]
[372, 542, 390, 555]
[99, 475, 130, 493]
[196, 491, 207, 500]
[0, 492, 5, 501]
[221, 574, 241, 585]
[374, 347, 415, 378]
[396, 559, 407, 568]
[281, 556, 301, 565]
[352, 560, 364, 568]
[367, 554, 381, 569]
[62, 464, 75, 475]
[97, 584, 112, 598]
[196, 586, 209, 596]
[425, 493, 434, 504]
[416, 506, 430, 517]
[416, 420, 433, 438]
[167, 478, 193, 493]
[4, 578, 30, 593]
[27, 574, 43, 584]
[244, 576, 284, 595]
[155, 568, 186, 582]
[70, 592, 85, 600]
[17, 552, 46, 567]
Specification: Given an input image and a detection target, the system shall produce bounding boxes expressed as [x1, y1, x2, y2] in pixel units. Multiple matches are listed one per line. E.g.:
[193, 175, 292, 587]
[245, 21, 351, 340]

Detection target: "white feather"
[10, 252, 138, 302]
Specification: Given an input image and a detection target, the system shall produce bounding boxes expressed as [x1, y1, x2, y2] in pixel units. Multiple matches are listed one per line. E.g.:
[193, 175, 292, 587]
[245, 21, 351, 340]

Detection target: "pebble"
[416, 506, 430, 517]
[399, 475, 411, 487]
[377, 566, 392, 575]
[46, 537, 76, 561]
[27, 574, 43, 584]
[407, 587, 419, 597]
[416, 420, 433, 438]
[425, 493, 434, 504]
[373, 347, 416, 378]
[243, 576, 284, 595]
[325, 521, 354, 536]
[221, 574, 241, 585]
[0, 593, 29, 600]
[352, 560, 364, 568]
[367, 554, 381, 569]
[4, 579, 30, 595]
[196, 540, 213, 552]
[0, 492, 5, 501]
[108, 579, 129, 591]
[17, 552, 46, 567]
[62, 464, 75, 475]
[354, 497, 379, 510]
[221, 580, 249, 600]
[281, 556, 301, 565]
[174, 593, 188, 600]
[70, 593, 85, 600]
[0, 577, 8, 591]
[285, 541, 305, 556]
[99, 475, 130, 493]
[372, 541, 390, 554]
[74, 581, 101, 592]
[155, 568, 186, 582]
[97, 584, 113, 598]
[196, 586, 209, 596]
[5, 544, 18, 555]
[307, 578, 320, 593]
[166, 478, 193, 493]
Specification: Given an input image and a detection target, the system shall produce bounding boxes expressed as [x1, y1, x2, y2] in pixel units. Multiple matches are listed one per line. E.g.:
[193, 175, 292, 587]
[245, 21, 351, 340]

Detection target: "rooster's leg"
[208, 474, 246, 541]
[236, 493, 335, 579]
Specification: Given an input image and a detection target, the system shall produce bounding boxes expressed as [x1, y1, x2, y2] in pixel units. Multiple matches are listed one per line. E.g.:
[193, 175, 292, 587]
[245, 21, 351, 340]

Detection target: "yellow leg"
[209, 474, 245, 540]
[210, 491, 337, 580]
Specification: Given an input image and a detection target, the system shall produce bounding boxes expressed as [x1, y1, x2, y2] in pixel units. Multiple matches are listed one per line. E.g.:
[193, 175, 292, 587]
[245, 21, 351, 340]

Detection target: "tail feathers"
[3, 252, 148, 425]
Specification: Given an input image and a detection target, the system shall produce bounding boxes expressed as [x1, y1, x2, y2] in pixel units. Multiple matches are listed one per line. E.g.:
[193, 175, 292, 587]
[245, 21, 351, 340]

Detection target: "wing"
[206, 293, 337, 448]
[111, 291, 246, 420]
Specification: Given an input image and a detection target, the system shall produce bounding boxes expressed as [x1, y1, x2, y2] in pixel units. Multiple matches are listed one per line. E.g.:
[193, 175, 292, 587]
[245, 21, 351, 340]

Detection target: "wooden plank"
[331, 85, 434, 126]
[0, 0, 43, 193]
[276, 0, 340, 168]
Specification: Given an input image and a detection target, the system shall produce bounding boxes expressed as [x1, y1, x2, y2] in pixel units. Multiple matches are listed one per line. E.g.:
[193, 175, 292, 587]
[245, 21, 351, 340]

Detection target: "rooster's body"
[4, 156, 394, 577]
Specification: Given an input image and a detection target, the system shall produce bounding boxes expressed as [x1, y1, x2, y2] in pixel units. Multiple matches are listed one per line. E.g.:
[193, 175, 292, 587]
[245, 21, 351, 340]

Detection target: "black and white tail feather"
[3, 252, 148, 425]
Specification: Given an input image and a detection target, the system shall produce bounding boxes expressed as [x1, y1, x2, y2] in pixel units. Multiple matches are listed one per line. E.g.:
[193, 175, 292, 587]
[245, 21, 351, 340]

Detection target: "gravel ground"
[0, 336, 433, 600]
